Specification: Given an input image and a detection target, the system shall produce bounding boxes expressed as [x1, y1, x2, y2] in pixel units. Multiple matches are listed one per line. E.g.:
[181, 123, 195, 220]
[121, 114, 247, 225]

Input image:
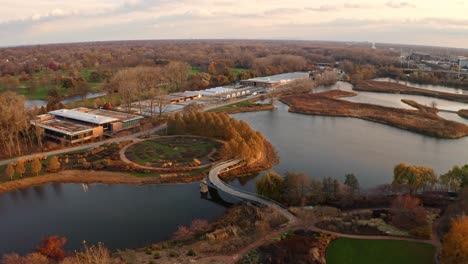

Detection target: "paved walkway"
[207, 159, 297, 224]
[0, 124, 167, 166]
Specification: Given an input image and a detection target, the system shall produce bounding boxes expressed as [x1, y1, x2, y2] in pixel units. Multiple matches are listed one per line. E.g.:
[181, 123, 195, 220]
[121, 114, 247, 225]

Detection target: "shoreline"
[280, 90, 468, 139]
[0, 170, 161, 195]
[355, 81, 468, 103]
[0, 142, 277, 195]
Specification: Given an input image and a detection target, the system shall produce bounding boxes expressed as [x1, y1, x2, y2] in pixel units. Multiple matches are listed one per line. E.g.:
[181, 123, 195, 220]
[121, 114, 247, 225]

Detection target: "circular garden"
[124, 136, 222, 171]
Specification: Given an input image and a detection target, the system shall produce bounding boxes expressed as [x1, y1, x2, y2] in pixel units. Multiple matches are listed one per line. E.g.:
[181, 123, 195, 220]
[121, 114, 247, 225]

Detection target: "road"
[207, 159, 297, 224]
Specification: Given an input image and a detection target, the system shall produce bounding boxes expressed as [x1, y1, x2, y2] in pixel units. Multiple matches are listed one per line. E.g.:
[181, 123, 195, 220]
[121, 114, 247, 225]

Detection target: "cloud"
[306, 5, 338, 12]
[386, 1, 416, 8]
[264, 8, 304, 16]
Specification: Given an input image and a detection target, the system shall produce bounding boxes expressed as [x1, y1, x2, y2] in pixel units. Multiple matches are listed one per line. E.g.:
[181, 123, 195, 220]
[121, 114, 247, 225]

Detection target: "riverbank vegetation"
[208, 99, 274, 114]
[458, 109, 468, 119]
[280, 90, 468, 139]
[355, 81, 468, 103]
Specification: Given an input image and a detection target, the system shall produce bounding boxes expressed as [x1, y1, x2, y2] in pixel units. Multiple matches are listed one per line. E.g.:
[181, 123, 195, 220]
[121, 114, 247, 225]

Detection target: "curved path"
[207, 159, 297, 224]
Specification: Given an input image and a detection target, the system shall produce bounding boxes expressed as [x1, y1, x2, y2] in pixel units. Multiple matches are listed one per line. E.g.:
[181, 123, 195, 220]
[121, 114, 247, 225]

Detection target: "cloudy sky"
[1, 0, 467, 48]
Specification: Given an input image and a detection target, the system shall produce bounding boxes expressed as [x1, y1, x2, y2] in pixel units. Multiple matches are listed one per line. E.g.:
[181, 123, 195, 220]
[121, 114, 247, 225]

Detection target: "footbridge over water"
[206, 159, 297, 223]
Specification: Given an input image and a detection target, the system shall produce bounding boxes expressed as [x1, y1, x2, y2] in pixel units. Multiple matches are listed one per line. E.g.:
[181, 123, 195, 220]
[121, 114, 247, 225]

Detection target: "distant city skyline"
[1, 0, 467, 49]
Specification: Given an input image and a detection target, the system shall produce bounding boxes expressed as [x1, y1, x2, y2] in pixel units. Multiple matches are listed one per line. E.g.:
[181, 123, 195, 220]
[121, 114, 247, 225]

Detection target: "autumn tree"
[0, 92, 32, 157]
[5, 163, 14, 181]
[440, 165, 468, 191]
[284, 171, 310, 205]
[441, 215, 468, 264]
[74, 79, 92, 100]
[309, 179, 325, 204]
[256, 170, 284, 202]
[47, 156, 61, 172]
[344, 174, 360, 194]
[36, 235, 67, 261]
[31, 157, 42, 176]
[16, 159, 26, 178]
[393, 163, 437, 194]
[390, 195, 428, 231]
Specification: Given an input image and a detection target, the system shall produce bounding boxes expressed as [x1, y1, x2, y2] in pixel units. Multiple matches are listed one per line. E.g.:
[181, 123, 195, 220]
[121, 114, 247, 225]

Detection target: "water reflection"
[0, 183, 228, 256]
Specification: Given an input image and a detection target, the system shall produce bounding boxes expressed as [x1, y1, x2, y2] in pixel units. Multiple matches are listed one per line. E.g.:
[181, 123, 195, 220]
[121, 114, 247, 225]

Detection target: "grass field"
[326, 238, 435, 264]
[0, 67, 104, 100]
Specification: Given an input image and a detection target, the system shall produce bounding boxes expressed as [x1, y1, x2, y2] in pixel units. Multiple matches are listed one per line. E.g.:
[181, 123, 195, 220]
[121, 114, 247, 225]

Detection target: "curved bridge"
[207, 159, 297, 224]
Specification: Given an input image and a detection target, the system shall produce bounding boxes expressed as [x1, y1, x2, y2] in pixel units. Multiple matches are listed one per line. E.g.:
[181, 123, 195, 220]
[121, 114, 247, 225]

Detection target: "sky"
[0, 0, 467, 48]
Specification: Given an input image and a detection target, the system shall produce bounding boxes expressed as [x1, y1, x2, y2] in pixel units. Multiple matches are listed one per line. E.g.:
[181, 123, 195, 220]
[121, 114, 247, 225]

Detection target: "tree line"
[256, 170, 360, 206]
[167, 111, 266, 164]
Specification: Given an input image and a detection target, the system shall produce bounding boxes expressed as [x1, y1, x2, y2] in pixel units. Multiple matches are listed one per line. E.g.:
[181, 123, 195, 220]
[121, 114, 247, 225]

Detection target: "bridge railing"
[210, 159, 289, 210]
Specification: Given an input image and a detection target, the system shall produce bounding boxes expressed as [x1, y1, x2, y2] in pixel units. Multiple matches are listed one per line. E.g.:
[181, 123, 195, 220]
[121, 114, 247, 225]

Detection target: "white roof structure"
[242, 72, 310, 84]
[48, 109, 119, 125]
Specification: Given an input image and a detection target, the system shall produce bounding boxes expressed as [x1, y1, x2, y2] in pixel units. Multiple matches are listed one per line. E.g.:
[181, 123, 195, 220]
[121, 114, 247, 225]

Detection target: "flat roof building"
[32, 108, 143, 144]
[240, 72, 310, 88]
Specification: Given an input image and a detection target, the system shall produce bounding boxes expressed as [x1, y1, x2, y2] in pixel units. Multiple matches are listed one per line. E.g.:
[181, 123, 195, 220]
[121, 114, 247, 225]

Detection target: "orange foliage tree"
[442, 215, 468, 264]
[36, 235, 67, 261]
[390, 195, 428, 231]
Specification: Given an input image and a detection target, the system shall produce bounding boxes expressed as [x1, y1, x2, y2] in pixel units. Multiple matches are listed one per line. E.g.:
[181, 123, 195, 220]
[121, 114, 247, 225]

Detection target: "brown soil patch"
[280, 90, 468, 139]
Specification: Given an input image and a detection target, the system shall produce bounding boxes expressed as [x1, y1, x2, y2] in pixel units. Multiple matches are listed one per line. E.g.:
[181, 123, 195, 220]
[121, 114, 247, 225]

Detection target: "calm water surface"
[2, 81, 468, 256]
[229, 84, 468, 192]
[0, 183, 230, 256]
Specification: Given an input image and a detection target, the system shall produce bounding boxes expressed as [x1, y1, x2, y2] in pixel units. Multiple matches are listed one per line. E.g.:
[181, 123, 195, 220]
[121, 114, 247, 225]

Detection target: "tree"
[309, 179, 325, 204]
[440, 165, 468, 191]
[31, 157, 42, 176]
[393, 163, 437, 194]
[284, 171, 310, 205]
[36, 235, 67, 261]
[344, 174, 360, 194]
[255, 170, 284, 202]
[441, 215, 468, 264]
[16, 160, 26, 178]
[390, 195, 427, 231]
[47, 156, 61, 172]
[5, 163, 14, 180]
[0, 92, 32, 157]
[74, 79, 92, 100]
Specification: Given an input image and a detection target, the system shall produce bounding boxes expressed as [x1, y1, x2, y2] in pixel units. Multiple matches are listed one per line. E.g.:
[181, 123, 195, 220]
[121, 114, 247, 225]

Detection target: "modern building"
[240, 72, 310, 88]
[32, 108, 143, 144]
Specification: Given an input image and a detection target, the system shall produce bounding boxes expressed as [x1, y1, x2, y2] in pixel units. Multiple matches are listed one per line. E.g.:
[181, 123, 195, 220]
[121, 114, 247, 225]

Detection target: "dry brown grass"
[280, 91, 468, 139]
[458, 109, 468, 119]
[355, 81, 468, 103]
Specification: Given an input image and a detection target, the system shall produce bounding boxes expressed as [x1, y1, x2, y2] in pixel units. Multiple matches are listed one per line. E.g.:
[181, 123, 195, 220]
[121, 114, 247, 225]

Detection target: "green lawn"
[326, 238, 435, 264]
[190, 67, 201, 75]
[1, 67, 104, 100]
[231, 67, 248, 75]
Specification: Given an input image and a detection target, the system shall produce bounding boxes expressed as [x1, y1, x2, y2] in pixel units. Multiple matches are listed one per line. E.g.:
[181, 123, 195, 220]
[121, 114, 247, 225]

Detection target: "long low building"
[32, 108, 143, 144]
[240, 72, 311, 88]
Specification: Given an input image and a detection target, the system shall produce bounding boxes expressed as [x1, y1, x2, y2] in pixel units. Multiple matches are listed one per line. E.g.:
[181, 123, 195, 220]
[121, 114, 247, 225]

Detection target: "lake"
[2, 80, 467, 256]
[0, 183, 231, 256]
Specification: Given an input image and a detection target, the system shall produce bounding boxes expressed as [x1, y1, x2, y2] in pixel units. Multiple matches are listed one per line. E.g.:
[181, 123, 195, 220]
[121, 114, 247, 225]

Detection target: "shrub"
[190, 219, 211, 234]
[47, 156, 61, 172]
[35, 235, 67, 261]
[153, 252, 161, 259]
[173, 226, 194, 241]
[145, 248, 152, 255]
[168, 251, 179, 257]
[187, 249, 196, 256]
[73, 242, 111, 264]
